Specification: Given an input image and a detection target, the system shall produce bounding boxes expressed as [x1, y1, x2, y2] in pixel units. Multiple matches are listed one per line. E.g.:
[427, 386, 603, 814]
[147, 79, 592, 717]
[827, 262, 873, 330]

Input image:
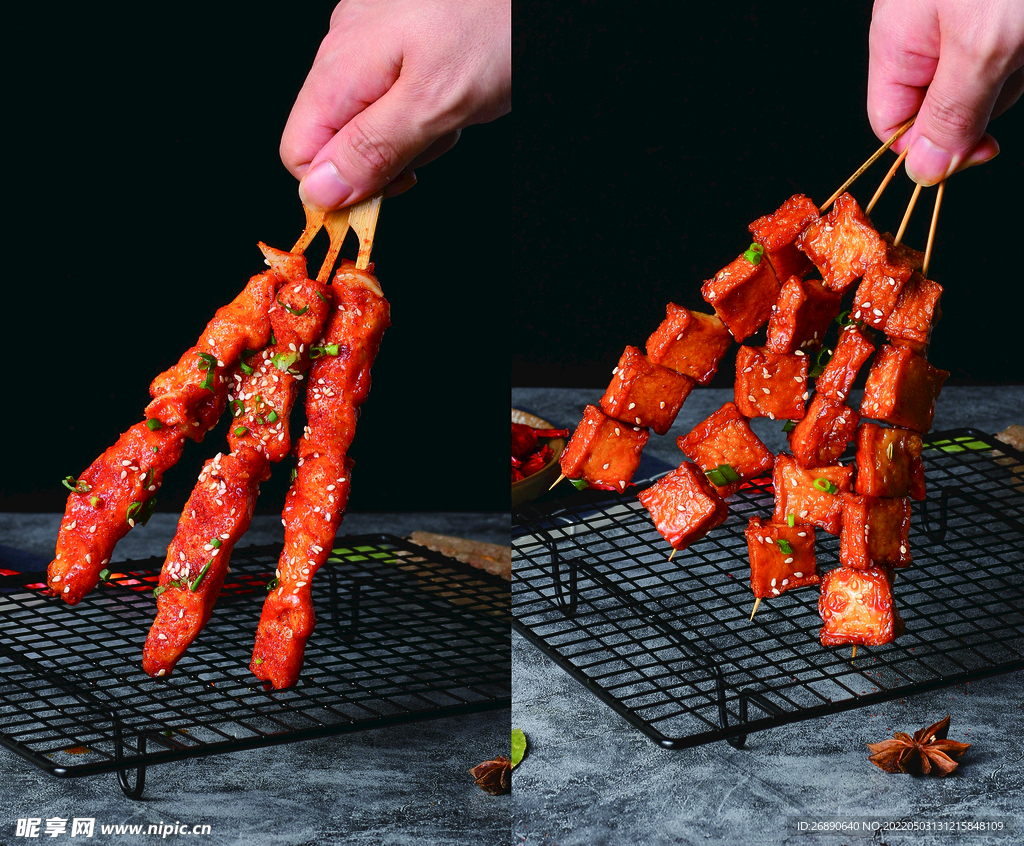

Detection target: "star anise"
[470, 755, 511, 794]
[866, 715, 970, 777]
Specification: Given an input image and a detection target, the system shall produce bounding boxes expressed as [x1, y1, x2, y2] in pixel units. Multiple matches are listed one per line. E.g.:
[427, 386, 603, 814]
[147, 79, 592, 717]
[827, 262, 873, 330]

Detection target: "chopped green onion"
[255, 415, 265, 425]
[570, 478, 589, 490]
[277, 296, 310, 316]
[153, 585, 167, 598]
[62, 476, 92, 493]
[315, 290, 327, 303]
[138, 498, 158, 526]
[715, 463, 740, 483]
[162, 730, 175, 737]
[99, 568, 111, 582]
[126, 501, 143, 522]
[266, 577, 279, 591]
[743, 242, 764, 265]
[90, 496, 102, 508]
[146, 418, 163, 431]
[210, 538, 222, 549]
[255, 657, 264, 665]
[272, 351, 299, 372]
[290, 467, 298, 482]
[777, 539, 794, 555]
[787, 512, 795, 527]
[270, 331, 277, 346]
[230, 399, 245, 418]
[196, 352, 217, 390]
[234, 425, 249, 437]
[704, 468, 728, 487]
[190, 559, 213, 592]
[239, 360, 254, 376]
[782, 419, 797, 433]
[813, 477, 838, 494]
[266, 410, 279, 424]
[809, 346, 833, 379]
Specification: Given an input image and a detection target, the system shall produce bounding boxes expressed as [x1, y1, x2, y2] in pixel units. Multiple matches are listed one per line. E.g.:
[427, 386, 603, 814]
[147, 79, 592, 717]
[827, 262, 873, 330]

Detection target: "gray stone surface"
[1, 512, 510, 846]
[512, 386, 1024, 846]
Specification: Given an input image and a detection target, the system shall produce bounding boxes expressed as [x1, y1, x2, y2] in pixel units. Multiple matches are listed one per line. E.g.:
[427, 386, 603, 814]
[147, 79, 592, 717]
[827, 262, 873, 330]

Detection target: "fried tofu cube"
[788, 394, 860, 467]
[677, 402, 774, 497]
[638, 462, 728, 551]
[600, 345, 695, 435]
[646, 304, 733, 385]
[745, 516, 820, 599]
[819, 566, 904, 647]
[559, 404, 649, 492]
[773, 453, 854, 535]
[883, 272, 943, 352]
[748, 194, 821, 282]
[855, 423, 926, 500]
[815, 324, 876, 402]
[766, 276, 843, 354]
[797, 193, 886, 294]
[861, 344, 949, 433]
[735, 345, 809, 420]
[840, 494, 913, 569]
[852, 234, 922, 329]
[701, 253, 780, 342]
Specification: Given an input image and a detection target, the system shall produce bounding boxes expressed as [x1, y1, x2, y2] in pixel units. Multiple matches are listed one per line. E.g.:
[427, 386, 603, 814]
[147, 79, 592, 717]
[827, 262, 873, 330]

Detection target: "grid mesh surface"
[513, 429, 1024, 748]
[0, 534, 510, 777]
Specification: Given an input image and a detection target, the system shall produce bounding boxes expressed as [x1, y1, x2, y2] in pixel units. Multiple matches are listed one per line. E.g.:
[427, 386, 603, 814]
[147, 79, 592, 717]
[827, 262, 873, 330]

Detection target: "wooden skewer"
[865, 147, 909, 215]
[749, 597, 762, 621]
[851, 645, 858, 660]
[291, 205, 326, 255]
[349, 192, 384, 270]
[668, 548, 677, 562]
[549, 473, 566, 491]
[821, 117, 915, 212]
[922, 180, 945, 277]
[316, 207, 352, 283]
[893, 182, 923, 246]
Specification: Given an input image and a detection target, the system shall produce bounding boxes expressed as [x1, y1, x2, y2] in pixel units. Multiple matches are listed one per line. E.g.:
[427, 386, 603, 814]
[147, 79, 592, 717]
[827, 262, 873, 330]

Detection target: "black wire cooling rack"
[0, 534, 510, 797]
[512, 428, 1024, 749]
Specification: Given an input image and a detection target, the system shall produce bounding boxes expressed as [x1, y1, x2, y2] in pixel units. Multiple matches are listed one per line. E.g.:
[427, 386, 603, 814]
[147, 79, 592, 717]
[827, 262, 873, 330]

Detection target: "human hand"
[280, 0, 511, 210]
[867, 0, 1024, 185]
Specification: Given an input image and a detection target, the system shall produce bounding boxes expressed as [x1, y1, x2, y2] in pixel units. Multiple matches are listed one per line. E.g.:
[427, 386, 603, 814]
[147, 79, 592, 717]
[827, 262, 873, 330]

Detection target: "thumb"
[298, 79, 441, 210]
[905, 46, 1005, 186]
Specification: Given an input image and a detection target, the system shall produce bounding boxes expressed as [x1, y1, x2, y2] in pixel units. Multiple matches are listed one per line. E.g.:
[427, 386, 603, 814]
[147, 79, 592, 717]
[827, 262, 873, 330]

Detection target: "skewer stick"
[349, 192, 384, 270]
[865, 147, 909, 215]
[893, 183, 923, 247]
[291, 205, 326, 255]
[549, 473, 566, 491]
[922, 180, 945, 277]
[668, 548, 677, 562]
[316, 208, 352, 283]
[851, 645, 858, 660]
[749, 597, 762, 621]
[821, 117, 915, 212]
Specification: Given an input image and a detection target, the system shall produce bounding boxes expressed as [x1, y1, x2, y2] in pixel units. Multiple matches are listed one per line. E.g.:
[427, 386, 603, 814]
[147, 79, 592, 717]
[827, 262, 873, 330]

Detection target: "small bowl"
[512, 409, 567, 510]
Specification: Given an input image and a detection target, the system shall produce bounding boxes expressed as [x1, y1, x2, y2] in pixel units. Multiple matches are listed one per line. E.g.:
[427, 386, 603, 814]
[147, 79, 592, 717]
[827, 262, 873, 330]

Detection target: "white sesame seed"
[63, 586, 70, 593]
[770, 578, 777, 587]
[157, 669, 166, 676]
[794, 572, 804, 578]
[158, 633, 167, 641]
[52, 575, 62, 583]
[628, 402, 636, 410]
[784, 558, 794, 565]
[782, 578, 789, 585]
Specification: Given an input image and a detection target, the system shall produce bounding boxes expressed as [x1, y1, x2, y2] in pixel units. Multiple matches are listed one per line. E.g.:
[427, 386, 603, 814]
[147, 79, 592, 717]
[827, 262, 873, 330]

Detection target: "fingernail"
[905, 137, 953, 187]
[963, 140, 1000, 171]
[298, 161, 353, 210]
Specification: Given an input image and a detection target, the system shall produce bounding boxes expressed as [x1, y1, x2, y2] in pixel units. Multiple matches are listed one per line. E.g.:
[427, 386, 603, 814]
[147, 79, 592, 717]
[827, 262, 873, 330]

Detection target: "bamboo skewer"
[865, 147, 910, 215]
[749, 597, 762, 621]
[668, 548, 677, 562]
[549, 473, 566, 491]
[922, 180, 945, 277]
[291, 205, 326, 255]
[350, 192, 384, 270]
[851, 645, 858, 660]
[316, 207, 352, 283]
[893, 183, 923, 246]
[821, 118, 915, 212]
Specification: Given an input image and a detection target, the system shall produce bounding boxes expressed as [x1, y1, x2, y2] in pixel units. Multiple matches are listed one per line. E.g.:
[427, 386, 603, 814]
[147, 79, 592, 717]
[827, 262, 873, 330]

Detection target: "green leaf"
[511, 728, 527, 769]
[570, 478, 589, 490]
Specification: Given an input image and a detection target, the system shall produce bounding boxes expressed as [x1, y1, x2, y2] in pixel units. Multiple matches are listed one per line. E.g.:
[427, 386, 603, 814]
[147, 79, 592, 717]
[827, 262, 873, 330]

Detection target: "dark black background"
[513, 1, 1023, 390]
[5, 3, 509, 515]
